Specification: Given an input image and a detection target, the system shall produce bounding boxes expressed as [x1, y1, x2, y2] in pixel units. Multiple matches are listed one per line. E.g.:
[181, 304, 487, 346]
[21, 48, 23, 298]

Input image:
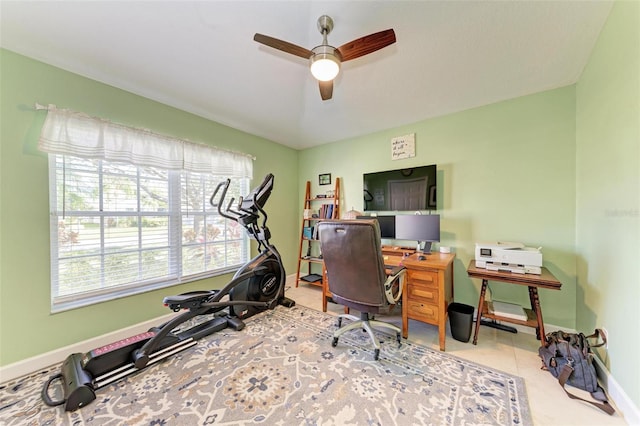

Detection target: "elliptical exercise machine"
[42, 173, 294, 411]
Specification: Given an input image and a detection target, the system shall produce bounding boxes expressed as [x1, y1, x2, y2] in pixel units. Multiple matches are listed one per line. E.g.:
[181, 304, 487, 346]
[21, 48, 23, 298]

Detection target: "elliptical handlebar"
[209, 174, 275, 247]
[253, 188, 269, 233]
[210, 179, 239, 221]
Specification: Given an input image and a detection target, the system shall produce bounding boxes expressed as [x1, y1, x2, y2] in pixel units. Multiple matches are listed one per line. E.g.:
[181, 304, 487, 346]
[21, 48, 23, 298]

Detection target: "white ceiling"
[1, 1, 613, 150]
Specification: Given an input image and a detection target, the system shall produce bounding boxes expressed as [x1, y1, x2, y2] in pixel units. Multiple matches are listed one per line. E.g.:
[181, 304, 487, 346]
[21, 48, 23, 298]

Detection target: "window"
[50, 156, 249, 312]
[39, 106, 253, 312]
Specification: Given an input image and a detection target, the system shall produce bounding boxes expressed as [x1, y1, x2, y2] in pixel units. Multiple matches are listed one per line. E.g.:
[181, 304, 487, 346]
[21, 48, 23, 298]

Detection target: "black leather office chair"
[318, 220, 406, 360]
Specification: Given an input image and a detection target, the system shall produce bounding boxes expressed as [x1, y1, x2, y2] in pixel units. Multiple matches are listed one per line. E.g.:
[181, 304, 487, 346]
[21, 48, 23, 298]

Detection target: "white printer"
[475, 241, 542, 275]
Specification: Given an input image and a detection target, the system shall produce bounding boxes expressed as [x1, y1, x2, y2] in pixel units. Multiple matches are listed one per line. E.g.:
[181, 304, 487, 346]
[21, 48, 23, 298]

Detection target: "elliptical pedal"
[279, 297, 296, 308]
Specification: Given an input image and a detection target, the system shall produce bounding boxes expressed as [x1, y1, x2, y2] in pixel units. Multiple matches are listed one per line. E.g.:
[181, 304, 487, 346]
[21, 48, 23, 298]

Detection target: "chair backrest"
[318, 220, 388, 312]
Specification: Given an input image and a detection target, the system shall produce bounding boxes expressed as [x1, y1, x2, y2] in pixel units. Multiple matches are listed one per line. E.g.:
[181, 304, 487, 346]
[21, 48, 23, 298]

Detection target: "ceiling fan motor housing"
[317, 15, 334, 35]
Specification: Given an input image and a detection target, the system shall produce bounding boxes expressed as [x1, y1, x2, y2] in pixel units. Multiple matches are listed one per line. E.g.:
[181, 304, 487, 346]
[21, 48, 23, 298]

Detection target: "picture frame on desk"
[319, 173, 331, 185]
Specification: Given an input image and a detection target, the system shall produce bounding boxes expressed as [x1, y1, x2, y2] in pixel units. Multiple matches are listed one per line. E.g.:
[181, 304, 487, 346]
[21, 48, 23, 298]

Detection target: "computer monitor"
[394, 214, 440, 253]
[356, 215, 395, 239]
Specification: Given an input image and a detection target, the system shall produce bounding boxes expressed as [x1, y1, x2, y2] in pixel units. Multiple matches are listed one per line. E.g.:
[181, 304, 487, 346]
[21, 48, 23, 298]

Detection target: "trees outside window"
[50, 154, 249, 312]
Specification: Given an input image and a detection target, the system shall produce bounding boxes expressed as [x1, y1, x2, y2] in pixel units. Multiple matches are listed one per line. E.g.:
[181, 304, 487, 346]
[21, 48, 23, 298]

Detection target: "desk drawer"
[406, 300, 438, 323]
[407, 283, 438, 304]
[407, 270, 439, 288]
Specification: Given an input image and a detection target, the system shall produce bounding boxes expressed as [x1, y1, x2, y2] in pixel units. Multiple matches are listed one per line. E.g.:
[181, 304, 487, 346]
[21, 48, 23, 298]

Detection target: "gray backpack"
[538, 329, 615, 415]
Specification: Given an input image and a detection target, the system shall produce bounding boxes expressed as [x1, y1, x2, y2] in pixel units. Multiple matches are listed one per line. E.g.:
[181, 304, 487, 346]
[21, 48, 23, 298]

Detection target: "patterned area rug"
[0, 304, 531, 425]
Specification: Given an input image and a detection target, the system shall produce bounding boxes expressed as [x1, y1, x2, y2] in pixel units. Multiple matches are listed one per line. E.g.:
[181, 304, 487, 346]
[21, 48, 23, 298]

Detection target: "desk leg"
[402, 309, 408, 339]
[529, 286, 546, 343]
[472, 279, 488, 345]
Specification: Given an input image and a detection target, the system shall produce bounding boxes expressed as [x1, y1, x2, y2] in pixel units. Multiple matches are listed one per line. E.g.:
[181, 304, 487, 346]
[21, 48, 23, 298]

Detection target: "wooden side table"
[466, 260, 562, 345]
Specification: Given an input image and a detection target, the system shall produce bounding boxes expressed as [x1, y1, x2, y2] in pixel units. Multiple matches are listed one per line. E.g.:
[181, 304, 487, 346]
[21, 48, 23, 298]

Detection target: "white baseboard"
[593, 355, 640, 425]
[0, 312, 177, 383]
[285, 273, 297, 285]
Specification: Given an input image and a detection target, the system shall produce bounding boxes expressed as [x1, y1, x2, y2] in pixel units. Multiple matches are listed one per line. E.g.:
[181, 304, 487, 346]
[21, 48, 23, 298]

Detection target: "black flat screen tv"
[363, 165, 437, 212]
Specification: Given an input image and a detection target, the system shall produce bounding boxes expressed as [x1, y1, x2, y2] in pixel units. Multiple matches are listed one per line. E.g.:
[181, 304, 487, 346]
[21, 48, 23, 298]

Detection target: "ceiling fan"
[254, 15, 396, 101]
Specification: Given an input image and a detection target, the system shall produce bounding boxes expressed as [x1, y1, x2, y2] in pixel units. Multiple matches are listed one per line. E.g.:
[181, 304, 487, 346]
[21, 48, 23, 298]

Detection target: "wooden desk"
[400, 252, 456, 351]
[466, 260, 561, 346]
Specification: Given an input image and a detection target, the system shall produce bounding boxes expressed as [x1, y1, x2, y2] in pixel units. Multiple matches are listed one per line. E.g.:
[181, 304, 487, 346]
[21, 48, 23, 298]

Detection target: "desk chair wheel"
[374, 348, 380, 360]
[332, 337, 339, 347]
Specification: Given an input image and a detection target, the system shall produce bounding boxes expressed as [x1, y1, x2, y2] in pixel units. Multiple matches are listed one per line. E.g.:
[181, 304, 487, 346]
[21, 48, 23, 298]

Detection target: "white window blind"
[39, 106, 253, 312]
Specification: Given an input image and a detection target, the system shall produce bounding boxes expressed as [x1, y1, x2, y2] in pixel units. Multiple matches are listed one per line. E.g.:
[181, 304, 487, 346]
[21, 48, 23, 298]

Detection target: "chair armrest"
[384, 266, 406, 304]
[386, 265, 404, 276]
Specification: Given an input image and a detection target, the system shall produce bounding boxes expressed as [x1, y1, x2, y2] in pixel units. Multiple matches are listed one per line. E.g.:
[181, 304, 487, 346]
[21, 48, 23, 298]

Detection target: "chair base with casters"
[332, 311, 402, 360]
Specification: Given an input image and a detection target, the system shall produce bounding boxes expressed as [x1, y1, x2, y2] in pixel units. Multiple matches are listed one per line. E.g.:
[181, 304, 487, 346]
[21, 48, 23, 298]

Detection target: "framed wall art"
[319, 173, 331, 185]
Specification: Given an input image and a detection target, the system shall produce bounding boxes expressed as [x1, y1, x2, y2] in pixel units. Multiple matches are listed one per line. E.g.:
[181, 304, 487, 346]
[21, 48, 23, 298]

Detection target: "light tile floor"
[285, 281, 629, 426]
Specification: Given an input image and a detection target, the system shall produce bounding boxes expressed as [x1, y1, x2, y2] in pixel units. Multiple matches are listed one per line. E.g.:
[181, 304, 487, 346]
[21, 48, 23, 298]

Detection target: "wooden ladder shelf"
[295, 178, 341, 310]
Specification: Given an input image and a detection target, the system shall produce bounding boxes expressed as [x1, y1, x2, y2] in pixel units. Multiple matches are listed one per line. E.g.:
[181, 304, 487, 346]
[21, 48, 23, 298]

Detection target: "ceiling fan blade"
[337, 29, 396, 62]
[319, 80, 333, 101]
[253, 33, 313, 59]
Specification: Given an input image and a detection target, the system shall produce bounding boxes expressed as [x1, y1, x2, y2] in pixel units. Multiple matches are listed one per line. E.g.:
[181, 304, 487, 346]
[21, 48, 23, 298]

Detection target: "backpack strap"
[557, 364, 615, 415]
[586, 328, 607, 349]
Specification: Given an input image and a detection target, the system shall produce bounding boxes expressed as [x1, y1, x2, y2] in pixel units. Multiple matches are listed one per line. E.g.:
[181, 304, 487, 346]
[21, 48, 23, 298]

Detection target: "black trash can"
[448, 302, 474, 343]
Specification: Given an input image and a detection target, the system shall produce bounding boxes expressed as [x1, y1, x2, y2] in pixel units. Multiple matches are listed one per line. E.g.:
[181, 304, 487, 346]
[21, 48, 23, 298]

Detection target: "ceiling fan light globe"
[310, 45, 341, 81]
[310, 56, 340, 81]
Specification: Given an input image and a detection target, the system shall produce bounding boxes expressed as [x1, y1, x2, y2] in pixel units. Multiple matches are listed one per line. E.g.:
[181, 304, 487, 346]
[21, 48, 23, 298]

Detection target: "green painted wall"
[1, 2, 638, 410]
[0, 49, 299, 366]
[299, 86, 578, 328]
[576, 1, 640, 406]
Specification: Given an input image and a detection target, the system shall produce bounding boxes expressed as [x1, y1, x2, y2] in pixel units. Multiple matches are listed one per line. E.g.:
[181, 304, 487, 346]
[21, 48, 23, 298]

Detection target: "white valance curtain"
[37, 105, 254, 178]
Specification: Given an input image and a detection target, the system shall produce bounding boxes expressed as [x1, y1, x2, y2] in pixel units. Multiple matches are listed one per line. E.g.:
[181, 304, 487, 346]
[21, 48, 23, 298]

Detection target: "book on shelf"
[319, 203, 334, 219]
[303, 226, 314, 239]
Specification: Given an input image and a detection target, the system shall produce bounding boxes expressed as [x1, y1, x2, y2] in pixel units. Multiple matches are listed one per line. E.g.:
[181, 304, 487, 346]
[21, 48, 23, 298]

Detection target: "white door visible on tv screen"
[388, 177, 427, 210]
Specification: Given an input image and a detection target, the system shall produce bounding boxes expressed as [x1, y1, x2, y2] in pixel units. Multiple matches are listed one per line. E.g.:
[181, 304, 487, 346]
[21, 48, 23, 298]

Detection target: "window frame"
[48, 154, 250, 313]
